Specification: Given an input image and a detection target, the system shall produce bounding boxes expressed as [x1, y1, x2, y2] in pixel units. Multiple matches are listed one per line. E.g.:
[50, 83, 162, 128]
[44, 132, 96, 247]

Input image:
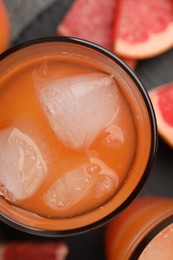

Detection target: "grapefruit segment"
[56, 0, 137, 70]
[57, 0, 116, 50]
[114, 0, 173, 59]
[149, 83, 173, 147]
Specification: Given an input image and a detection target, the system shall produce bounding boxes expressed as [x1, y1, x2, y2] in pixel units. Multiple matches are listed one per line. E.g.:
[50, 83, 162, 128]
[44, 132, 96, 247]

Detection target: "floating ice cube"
[0, 127, 47, 201]
[34, 73, 119, 150]
[103, 125, 124, 148]
[45, 158, 118, 212]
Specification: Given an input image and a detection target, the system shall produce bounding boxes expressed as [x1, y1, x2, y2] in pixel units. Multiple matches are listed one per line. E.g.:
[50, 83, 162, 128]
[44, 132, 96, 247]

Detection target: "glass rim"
[0, 36, 158, 236]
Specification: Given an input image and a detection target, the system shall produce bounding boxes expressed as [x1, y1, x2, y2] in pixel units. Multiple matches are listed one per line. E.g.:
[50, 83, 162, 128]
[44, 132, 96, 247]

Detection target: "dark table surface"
[1, 0, 173, 259]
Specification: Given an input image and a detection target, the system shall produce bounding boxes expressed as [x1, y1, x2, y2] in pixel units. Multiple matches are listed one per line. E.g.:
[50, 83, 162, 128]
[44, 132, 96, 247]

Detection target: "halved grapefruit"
[149, 83, 173, 147]
[56, 0, 137, 70]
[113, 0, 173, 59]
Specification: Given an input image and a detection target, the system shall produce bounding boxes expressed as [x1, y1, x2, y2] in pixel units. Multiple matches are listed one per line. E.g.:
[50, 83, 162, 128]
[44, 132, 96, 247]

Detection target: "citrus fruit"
[113, 0, 173, 59]
[56, 0, 137, 69]
[0, 0, 10, 53]
[57, 0, 116, 50]
[149, 83, 173, 147]
[1, 241, 68, 260]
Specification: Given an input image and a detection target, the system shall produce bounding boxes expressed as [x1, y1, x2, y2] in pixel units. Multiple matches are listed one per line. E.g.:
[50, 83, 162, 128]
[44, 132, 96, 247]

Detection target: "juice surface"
[0, 55, 136, 218]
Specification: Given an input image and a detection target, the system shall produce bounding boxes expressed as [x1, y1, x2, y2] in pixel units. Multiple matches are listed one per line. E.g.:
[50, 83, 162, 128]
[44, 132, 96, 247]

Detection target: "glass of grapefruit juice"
[105, 196, 173, 260]
[0, 37, 157, 236]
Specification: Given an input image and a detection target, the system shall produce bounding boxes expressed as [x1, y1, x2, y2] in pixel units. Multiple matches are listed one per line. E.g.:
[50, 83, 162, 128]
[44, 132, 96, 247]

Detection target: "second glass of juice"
[0, 37, 157, 236]
[105, 196, 173, 260]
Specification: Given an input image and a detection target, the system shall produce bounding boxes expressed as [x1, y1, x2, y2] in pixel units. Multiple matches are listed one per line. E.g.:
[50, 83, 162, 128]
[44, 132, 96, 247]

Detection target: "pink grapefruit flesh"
[114, 0, 173, 59]
[1, 241, 68, 260]
[56, 0, 137, 69]
[149, 83, 173, 147]
[57, 0, 116, 50]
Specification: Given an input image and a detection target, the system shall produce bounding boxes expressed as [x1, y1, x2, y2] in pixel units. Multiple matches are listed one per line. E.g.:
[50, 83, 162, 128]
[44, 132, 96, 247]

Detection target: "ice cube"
[34, 73, 119, 150]
[0, 127, 47, 201]
[90, 158, 119, 199]
[45, 158, 118, 212]
[103, 124, 124, 148]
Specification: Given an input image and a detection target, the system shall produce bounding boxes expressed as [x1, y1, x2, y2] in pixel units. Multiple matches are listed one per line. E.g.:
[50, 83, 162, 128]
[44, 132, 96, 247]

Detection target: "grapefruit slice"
[0, 241, 68, 260]
[149, 83, 173, 147]
[113, 0, 173, 59]
[57, 0, 116, 50]
[56, 0, 137, 69]
[0, 0, 10, 53]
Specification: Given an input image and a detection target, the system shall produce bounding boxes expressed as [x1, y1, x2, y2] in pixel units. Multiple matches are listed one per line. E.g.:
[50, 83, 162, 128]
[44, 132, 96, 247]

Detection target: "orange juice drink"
[105, 196, 173, 260]
[0, 37, 157, 236]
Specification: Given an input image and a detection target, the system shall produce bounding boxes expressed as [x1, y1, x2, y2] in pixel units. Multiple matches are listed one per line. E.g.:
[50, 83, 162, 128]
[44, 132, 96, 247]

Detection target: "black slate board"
[1, 0, 173, 259]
